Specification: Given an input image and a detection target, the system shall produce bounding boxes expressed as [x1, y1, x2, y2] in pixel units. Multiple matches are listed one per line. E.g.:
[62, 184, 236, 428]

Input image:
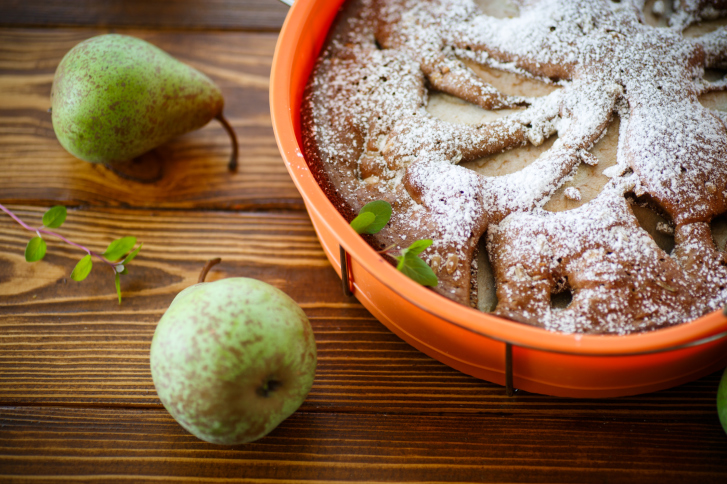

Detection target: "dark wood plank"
[0, 0, 289, 32]
[1, 204, 726, 418]
[1, 406, 726, 483]
[0, 29, 304, 211]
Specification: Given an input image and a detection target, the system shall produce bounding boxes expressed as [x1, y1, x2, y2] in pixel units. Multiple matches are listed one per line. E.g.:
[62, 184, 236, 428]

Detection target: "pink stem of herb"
[376, 243, 397, 255]
[0, 203, 117, 268]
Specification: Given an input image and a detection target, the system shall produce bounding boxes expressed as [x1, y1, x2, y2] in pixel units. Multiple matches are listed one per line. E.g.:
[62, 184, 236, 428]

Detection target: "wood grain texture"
[1, 205, 726, 418]
[1, 406, 726, 483]
[0, 0, 289, 32]
[0, 29, 304, 211]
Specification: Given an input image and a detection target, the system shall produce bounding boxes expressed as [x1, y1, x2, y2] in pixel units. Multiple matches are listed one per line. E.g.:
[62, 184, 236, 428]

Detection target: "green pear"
[150, 272, 317, 445]
[51, 34, 237, 169]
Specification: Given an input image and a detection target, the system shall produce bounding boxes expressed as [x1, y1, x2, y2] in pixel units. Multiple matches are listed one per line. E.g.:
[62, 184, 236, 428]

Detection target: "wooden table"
[1, 1, 726, 482]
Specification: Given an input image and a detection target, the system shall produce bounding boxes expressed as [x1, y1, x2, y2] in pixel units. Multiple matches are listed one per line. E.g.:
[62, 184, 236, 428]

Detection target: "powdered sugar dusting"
[301, 0, 727, 334]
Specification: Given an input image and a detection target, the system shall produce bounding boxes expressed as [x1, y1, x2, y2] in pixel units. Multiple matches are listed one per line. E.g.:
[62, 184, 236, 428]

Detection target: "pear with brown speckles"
[150, 276, 317, 445]
[51, 34, 237, 170]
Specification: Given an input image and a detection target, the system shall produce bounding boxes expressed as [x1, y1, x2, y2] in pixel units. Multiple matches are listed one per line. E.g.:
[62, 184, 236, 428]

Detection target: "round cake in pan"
[301, 0, 727, 334]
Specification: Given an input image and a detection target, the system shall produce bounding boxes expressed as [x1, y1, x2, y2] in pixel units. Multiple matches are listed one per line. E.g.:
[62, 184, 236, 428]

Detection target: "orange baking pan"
[270, 0, 727, 397]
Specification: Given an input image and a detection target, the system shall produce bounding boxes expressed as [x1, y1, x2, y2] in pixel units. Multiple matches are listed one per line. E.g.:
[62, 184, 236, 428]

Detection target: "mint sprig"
[350, 200, 438, 287]
[393, 240, 438, 287]
[350, 200, 392, 234]
[0, 203, 142, 304]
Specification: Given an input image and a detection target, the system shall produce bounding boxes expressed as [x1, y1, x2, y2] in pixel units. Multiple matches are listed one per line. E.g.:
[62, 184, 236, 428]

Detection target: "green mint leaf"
[103, 236, 137, 261]
[401, 239, 432, 257]
[122, 243, 142, 265]
[393, 254, 404, 271]
[25, 237, 47, 262]
[115, 272, 122, 304]
[358, 200, 392, 234]
[399, 252, 438, 287]
[350, 211, 376, 234]
[393, 240, 438, 287]
[42, 205, 67, 229]
[70, 254, 93, 281]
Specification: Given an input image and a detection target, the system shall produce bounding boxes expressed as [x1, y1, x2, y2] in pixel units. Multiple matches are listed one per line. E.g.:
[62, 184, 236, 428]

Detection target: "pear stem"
[198, 258, 222, 283]
[216, 113, 238, 172]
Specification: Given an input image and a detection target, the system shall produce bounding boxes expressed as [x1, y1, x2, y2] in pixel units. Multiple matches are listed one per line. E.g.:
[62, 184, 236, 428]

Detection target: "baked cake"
[301, 0, 727, 334]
